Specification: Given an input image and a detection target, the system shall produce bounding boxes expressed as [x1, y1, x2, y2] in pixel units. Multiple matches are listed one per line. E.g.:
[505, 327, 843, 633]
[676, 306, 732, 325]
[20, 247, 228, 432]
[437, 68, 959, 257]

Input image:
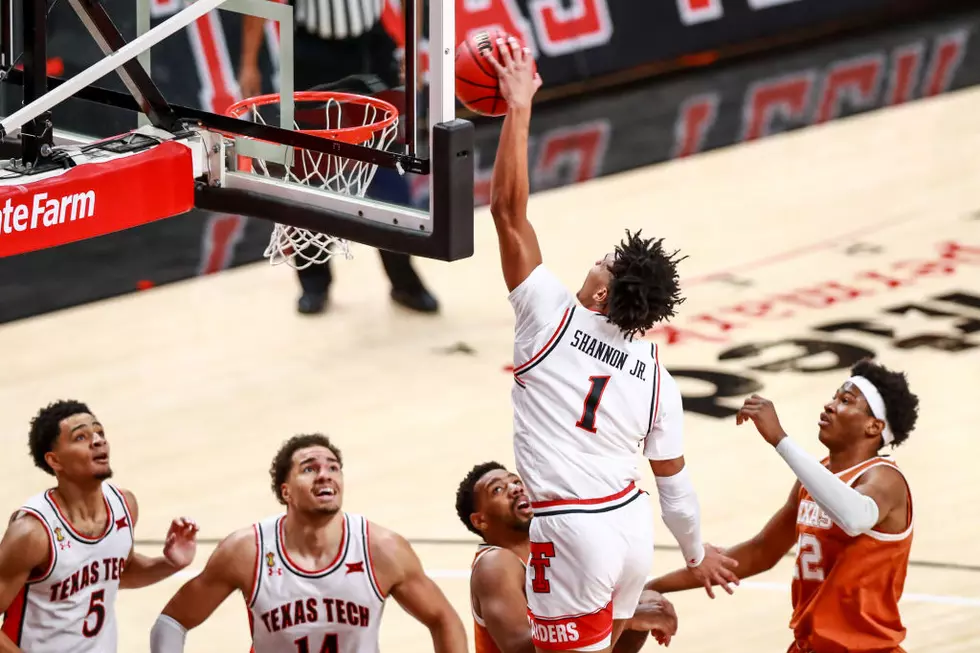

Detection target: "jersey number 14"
[295, 634, 339, 653]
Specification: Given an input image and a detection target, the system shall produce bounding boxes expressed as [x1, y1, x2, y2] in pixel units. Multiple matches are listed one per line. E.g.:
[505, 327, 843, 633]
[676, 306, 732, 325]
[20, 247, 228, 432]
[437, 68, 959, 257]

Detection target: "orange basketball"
[455, 29, 536, 117]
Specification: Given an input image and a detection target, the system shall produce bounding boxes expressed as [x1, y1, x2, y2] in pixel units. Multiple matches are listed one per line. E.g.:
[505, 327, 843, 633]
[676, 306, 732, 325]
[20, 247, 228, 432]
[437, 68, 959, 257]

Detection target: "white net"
[232, 94, 399, 269]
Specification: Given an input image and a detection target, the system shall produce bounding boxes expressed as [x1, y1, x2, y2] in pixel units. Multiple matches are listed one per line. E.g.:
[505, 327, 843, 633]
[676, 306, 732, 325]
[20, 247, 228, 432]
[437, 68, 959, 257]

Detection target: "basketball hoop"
[224, 91, 400, 269]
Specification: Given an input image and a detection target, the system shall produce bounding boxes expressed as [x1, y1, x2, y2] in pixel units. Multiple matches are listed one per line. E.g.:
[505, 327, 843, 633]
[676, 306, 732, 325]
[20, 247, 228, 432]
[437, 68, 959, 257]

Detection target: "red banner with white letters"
[0, 142, 194, 258]
[378, 0, 966, 93]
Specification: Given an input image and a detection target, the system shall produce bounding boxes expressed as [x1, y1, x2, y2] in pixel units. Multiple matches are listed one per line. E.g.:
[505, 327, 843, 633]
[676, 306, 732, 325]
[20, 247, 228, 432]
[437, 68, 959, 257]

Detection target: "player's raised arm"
[736, 394, 906, 537]
[369, 525, 467, 653]
[118, 489, 199, 590]
[486, 37, 543, 292]
[643, 369, 739, 597]
[149, 527, 257, 653]
[0, 514, 52, 652]
[648, 480, 800, 597]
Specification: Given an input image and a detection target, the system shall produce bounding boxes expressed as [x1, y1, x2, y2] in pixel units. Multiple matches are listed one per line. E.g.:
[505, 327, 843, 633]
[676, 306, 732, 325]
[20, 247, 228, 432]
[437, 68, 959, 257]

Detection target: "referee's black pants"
[292, 23, 428, 301]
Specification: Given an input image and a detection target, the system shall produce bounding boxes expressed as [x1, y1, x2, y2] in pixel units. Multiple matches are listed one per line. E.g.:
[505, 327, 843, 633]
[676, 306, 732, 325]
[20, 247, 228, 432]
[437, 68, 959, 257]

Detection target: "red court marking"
[683, 211, 923, 287]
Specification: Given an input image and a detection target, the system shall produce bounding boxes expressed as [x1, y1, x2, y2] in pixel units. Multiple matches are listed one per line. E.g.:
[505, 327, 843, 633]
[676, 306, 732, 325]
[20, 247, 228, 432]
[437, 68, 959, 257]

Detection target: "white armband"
[150, 615, 187, 653]
[775, 438, 879, 536]
[654, 467, 705, 567]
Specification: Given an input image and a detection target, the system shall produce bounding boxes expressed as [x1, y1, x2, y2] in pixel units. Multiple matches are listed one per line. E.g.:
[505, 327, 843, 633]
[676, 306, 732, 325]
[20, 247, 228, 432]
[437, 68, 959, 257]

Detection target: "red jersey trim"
[44, 489, 113, 544]
[531, 482, 637, 511]
[275, 514, 349, 578]
[1, 586, 28, 646]
[528, 601, 613, 650]
[514, 307, 574, 376]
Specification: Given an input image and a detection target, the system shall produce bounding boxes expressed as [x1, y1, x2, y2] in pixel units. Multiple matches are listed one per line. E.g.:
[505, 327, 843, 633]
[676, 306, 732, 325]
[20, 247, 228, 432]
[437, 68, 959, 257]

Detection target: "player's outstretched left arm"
[643, 371, 739, 597]
[369, 524, 467, 653]
[486, 37, 544, 292]
[737, 395, 906, 536]
[118, 489, 199, 589]
[149, 527, 256, 653]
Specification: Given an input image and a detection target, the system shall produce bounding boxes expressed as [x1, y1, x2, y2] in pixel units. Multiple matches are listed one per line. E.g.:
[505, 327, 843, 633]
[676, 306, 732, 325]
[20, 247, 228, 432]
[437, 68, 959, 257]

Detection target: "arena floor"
[0, 82, 978, 652]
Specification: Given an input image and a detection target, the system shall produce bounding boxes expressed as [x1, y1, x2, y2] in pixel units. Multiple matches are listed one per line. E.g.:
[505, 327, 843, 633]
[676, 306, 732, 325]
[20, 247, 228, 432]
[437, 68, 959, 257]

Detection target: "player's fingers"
[485, 52, 506, 75]
[496, 38, 514, 67]
[703, 581, 715, 599]
[508, 37, 522, 61]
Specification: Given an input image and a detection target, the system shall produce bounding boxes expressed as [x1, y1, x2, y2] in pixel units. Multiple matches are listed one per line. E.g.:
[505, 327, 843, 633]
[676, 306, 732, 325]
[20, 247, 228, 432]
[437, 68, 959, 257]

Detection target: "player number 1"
[576, 376, 611, 433]
[295, 633, 339, 653]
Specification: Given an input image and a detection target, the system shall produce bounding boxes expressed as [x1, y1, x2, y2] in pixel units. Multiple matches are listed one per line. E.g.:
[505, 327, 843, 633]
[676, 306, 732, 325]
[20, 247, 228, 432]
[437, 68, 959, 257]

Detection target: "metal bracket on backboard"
[195, 119, 475, 262]
[136, 0, 296, 166]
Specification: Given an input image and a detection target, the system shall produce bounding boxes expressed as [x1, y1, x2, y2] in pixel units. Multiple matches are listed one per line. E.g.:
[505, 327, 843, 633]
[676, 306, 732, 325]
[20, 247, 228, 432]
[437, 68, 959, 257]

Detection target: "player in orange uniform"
[456, 462, 679, 653]
[647, 359, 918, 652]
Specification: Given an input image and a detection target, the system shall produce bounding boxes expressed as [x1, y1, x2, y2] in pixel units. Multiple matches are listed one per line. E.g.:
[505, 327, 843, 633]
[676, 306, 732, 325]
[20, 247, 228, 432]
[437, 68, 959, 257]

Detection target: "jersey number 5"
[82, 589, 106, 637]
[576, 376, 611, 433]
[295, 634, 339, 653]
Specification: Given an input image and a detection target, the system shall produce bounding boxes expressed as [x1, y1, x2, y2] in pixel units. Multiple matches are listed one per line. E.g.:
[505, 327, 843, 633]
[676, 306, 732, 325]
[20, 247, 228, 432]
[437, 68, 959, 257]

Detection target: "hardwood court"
[0, 84, 978, 653]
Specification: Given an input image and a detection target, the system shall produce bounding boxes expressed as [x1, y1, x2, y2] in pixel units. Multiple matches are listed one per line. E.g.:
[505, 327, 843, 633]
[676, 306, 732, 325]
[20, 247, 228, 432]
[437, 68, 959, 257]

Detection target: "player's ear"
[469, 512, 487, 534]
[44, 451, 63, 475]
[280, 484, 292, 503]
[594, 286, 608, 305]
[865, 416, 884, 440]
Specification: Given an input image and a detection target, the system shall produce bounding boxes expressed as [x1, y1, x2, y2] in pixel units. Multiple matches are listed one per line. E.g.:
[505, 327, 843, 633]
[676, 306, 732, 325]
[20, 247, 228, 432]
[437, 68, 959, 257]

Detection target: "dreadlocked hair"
[850, 359, 919, 448]
[605, 230, 687, 339]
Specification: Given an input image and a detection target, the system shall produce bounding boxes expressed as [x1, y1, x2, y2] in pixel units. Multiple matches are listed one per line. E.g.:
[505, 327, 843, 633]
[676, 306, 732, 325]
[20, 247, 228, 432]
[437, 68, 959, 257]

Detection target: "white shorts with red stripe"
[525, 484, 653, 651]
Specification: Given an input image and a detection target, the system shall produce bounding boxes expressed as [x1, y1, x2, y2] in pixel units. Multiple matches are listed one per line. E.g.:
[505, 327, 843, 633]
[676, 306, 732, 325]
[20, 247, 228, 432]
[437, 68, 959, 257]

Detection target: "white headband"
[847, 376, 894, 445]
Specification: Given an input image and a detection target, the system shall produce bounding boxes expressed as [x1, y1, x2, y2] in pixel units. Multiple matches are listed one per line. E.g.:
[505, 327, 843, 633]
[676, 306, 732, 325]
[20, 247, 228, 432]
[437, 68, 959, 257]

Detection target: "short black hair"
[606, 230, 687, 339]
[269, 434, 343, 504]
[455, 461, 507, 536]
[29, 400, 93, 476]
[851, 359, 919, 448]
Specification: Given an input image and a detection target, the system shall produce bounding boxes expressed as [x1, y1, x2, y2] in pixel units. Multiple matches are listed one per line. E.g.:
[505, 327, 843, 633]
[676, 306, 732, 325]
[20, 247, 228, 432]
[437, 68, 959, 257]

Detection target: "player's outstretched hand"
[486, 36, 542, 111]
[630, 589, 678, 647]
[163, 517, 199, 569]
[689, 543, 739, 599]
[736, 394, 788, 447]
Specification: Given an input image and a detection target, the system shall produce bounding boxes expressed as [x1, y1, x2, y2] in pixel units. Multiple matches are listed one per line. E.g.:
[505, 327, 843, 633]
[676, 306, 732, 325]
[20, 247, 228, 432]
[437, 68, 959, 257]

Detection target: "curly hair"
[851, 359, 919, 448]
[269, 434, 343, 504]
[455, 461, 507, 536]
[29, 400, 93, 476]
[606, 230, 687, 340]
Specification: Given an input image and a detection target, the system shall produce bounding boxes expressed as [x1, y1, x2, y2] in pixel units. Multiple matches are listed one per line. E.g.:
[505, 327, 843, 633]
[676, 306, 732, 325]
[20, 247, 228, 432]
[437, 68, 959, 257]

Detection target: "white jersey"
[248, 513, 386, 653]
[1, 483, 134, 653]
[509, 265, 685, 503]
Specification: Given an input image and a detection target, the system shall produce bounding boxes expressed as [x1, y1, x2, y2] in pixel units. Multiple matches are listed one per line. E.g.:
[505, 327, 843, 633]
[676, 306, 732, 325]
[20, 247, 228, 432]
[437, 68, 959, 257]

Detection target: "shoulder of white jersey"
[17, 488, 55, 516]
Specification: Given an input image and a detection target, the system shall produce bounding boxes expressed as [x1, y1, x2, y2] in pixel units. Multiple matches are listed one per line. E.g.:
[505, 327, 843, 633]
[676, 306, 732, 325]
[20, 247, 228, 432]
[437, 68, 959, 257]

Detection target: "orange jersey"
[471, 544, 528, 653]
[789, 456, 913, 653]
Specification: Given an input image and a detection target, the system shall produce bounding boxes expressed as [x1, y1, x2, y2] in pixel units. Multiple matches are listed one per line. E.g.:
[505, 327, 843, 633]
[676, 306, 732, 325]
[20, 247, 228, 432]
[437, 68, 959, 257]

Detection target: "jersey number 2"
[576, 376, 610, 433]
[793, 533, 825, 581]
[295, 634, 339, 653]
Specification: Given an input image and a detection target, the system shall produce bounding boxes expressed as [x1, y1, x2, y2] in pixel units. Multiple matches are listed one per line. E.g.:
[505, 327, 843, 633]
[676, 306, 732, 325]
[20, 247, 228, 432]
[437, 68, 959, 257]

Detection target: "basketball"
[455, 29, 536, 117]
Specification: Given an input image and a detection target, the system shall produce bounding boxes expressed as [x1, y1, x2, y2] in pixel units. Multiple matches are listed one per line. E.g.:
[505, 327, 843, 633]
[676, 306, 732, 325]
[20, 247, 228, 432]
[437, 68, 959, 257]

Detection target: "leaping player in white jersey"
[485, 38, 741, 653]
[0, 400, 199, 653]
[150, 433, 468, 653]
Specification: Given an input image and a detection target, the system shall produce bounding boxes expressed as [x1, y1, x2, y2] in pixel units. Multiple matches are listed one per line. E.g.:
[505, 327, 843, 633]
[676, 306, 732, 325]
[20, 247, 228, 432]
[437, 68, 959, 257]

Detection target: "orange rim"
[223, 91, 399, 146]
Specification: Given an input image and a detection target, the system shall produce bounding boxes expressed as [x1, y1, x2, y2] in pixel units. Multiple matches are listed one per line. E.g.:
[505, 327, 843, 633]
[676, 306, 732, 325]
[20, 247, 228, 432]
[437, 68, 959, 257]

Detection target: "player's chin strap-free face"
[775, 375, 893, 537]
[846, 376, 895, 446]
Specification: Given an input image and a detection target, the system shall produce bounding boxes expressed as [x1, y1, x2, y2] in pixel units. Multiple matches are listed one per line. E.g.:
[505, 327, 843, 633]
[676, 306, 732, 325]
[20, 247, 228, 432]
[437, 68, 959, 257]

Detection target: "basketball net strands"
[0, 0, 474, 267]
